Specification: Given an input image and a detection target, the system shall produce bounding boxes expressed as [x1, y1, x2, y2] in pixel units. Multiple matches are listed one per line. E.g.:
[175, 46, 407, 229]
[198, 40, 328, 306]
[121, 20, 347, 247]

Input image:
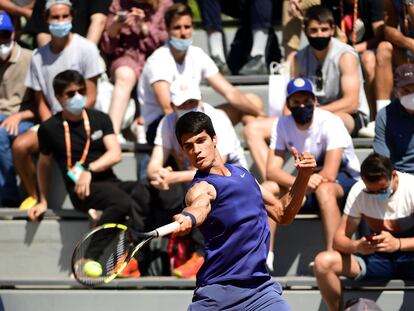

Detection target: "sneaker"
[239, 55, 268, 75]
[172, 252, 204, 279]
[211, 56, 231, 75]
[117, 133, 127, 144]
[117, 257, 141, 278]
[18, 196, 37, 210]
[358, 121, 375, 138]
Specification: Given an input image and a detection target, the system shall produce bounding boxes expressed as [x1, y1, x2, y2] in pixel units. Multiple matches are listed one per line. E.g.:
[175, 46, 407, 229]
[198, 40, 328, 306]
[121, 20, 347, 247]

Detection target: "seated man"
[313, 153, 414, 311]
[29, 70, 145, 277]
[0, 12, 35, 207]
[142, 82, 247, 278]
[137, 3, 263, 145]
[266, 77, 360, 255]
[374, 63, 414, 175]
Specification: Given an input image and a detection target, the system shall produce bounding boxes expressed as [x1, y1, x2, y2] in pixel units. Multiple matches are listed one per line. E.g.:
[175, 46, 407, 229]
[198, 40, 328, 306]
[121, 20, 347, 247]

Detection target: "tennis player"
[172, 111, 316, 310]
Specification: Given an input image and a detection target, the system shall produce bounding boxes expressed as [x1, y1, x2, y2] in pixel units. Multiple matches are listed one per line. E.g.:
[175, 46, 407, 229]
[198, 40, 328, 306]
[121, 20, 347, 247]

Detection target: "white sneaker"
[358, 121, 375, 138]
[117, 133, 127, 144]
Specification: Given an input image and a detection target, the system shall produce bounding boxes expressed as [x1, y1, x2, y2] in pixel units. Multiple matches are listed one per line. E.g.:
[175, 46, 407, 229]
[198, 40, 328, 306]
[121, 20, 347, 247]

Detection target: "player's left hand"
[372, 230, 400, 253]
[75, 171, 92, 200]
[172, 213, 193, 236]
[292, 147, 316, 177]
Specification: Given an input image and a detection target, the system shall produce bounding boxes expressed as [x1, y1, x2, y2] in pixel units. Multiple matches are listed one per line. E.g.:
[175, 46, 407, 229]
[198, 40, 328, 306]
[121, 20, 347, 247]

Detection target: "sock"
[376, 99, 391, 113]
[250, 29, 268, 57]
[208, 31, 226, 62]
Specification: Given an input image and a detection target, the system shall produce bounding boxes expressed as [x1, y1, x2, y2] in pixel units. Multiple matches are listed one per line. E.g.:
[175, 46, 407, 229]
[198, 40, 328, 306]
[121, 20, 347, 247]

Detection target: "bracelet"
[398, 238, 402, 251]
[182, 211, 196, 227]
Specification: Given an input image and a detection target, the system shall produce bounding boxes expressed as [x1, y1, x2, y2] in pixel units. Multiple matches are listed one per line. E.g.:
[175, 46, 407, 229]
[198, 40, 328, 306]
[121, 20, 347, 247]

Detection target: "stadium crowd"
[1, 0, 414, 309]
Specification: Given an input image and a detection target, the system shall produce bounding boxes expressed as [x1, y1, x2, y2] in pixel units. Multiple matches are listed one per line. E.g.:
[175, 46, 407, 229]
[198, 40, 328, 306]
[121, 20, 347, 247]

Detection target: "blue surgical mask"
[49, 21, 72, 38]
[376, 178, 393, 202]
[65, 93, 86, 115]
[290, 105, 314, 125]
[169, 37, 192, 51]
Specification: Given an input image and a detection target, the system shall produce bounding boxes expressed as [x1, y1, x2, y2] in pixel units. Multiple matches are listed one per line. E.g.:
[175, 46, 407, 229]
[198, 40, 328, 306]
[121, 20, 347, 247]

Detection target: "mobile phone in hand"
[365, 233, 377, 243]
[116, 11, 127, 22]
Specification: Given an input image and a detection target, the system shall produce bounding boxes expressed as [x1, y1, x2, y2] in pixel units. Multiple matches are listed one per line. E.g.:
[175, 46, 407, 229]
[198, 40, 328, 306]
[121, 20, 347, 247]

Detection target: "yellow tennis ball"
[83, 260, 103, 278]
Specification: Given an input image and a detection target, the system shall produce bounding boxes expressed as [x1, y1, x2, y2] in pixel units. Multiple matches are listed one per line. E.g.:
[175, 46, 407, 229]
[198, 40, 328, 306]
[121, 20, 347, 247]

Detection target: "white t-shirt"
[25, 34, 102, 114]
[137, 44, 219, 128]
[269, 108, 360, 178]
[344, 172, 414, 234]
[154, 102, 247, 170]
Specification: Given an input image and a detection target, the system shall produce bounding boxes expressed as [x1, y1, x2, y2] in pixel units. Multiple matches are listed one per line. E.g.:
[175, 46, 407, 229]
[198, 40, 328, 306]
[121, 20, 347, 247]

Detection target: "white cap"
[45, 0, 72, 11]
[170, 81, 202, 106]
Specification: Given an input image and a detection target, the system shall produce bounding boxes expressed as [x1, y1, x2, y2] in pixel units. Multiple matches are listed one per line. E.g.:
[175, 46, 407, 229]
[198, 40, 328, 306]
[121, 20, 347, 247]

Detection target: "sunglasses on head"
[64, 88, 86, 98]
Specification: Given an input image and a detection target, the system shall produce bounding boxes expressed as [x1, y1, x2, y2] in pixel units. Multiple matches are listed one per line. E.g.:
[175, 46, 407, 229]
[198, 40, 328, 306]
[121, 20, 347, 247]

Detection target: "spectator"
[12, 0, 102, 210]
[313, 153, 414, 311]
[196, 0, 273, 75]
[141, 81, 247, 278]
[137, 3, 263, 145]
[265, 78, 360, 255]
[375, 0, 414, 115]
[0, 0, 34, 20]
[100, 0, 172, 142]
[373, 63, 414, 174]
[25, 0, 111, 47]
[0, 12, 35, 207]
[293, 5, 370, 137]
[28, 69, 145, 277]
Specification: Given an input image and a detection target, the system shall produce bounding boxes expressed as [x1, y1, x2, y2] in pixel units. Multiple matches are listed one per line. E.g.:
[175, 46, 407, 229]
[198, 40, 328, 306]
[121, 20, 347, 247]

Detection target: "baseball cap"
[45, 0, 72, 11]
[171, 82, 202, 106]
[286, 77, 314, 98]
[394, 63, 414, 88]
[0, 13, 14, 33]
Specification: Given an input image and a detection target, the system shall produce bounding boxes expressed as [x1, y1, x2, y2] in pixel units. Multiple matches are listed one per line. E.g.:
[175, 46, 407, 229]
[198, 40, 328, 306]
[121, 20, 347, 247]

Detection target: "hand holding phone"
[364, 233, 377, 243]
[116, 11, 128, 23]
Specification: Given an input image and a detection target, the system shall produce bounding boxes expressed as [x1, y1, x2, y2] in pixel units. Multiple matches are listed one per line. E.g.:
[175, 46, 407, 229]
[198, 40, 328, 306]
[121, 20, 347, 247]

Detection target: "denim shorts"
[188, 277, 292, 311]
[302, 171, 358, 212]
[353, 252, 414, 281]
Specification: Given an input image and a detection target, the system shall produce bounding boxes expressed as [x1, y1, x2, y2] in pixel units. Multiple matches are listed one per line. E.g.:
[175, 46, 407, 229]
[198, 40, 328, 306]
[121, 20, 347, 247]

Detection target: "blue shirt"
[190, 164, 270, 287]
[373, 100, 414, 174]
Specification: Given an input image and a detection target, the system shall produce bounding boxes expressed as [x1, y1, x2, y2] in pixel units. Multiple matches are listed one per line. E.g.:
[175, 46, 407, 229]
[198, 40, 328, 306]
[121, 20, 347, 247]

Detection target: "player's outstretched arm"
[271, 147, 315, 224]
[173, 181, 217, 235]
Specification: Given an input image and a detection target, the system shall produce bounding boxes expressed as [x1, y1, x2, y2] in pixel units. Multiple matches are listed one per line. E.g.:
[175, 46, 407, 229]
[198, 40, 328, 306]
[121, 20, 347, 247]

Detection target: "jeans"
[0, 114, 34, 206]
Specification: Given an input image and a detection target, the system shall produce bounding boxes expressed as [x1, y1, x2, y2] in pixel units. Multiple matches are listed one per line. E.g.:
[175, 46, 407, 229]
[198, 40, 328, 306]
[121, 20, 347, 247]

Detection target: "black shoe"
[211, 56, 231, 75]
[239, 55, 268, 75]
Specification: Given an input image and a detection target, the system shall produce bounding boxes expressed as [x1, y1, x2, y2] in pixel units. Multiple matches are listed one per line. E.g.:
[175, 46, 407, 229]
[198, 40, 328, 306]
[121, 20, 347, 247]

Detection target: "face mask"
[169, 37, 192, 51]
[0, 41, 13, 61]
[176, 107, 199, 118]
[49, 21, 72, 38]
[307, 36, 331, 51]
[65, 93, 86, 115]
[400, 93, 414, 111]
[290, 105, 314, 125]
[376, 178, 393, 202]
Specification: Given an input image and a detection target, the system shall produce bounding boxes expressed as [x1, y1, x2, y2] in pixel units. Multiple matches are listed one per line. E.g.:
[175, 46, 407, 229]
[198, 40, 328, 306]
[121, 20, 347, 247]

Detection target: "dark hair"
[360, 153, 393, 183]
[304, 5, 335, 29]
[53, 70, 86, 96]
[175, 111, 216, 146]
[164, 3, 193, 29]
[45, 5, 75, 19]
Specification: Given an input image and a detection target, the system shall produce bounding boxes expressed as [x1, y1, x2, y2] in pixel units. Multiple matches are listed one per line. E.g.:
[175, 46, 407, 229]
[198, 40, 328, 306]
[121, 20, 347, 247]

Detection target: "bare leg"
[315, 182, 344, 251]
[109, 66, 137, 135]
[360, 50, 377, 121]
[313, 251, 361, 311]
[243, 117, 276, 181]
[12, 130, 39, 200]
[375, 41, 394, 102]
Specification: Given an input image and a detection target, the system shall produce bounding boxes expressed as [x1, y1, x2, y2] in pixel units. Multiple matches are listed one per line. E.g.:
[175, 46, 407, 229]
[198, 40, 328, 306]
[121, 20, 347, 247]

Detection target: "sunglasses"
[363, 188, 390, 195]
[64, 88, 86, 98]
[315, 67, 323, 92]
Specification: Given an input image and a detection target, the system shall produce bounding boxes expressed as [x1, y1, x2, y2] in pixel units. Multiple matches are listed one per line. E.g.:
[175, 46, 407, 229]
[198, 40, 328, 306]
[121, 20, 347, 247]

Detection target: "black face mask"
[290, 105, 315, 125]
[307, 36, 331, 51]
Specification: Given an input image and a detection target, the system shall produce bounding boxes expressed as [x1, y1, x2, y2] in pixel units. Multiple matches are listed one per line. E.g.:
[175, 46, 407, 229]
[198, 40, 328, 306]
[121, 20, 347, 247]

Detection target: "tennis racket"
[71, 221, 180, 287]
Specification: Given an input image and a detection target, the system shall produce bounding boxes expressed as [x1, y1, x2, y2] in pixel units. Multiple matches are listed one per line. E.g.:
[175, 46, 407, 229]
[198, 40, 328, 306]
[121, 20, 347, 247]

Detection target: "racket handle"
[156, 221, 180, 237]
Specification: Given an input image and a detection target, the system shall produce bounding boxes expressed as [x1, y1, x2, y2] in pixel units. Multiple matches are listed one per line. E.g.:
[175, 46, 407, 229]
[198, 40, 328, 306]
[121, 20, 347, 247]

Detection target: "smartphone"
[364, 233, 377, 242]
[116, 11, 128, 22]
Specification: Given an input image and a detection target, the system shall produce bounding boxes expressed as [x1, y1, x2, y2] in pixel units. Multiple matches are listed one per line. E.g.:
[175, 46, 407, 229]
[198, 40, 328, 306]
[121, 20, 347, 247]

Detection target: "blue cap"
[0, 13, 14, 33]
[286, 77, 314, 98]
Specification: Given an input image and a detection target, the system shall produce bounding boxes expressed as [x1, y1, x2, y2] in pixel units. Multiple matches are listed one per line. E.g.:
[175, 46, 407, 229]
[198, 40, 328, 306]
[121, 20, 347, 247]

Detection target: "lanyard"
[63, 109, 91, 169]
[340, 0, 359, 46]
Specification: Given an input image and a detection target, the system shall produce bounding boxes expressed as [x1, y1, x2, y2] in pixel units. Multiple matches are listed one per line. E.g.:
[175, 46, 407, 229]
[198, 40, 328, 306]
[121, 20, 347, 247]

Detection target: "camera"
[116, 11, 128, 22]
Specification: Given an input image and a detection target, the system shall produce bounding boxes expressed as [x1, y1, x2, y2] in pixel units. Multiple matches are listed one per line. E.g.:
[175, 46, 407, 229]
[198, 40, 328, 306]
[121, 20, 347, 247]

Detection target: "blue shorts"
[353, 252, 414, 281]
[188, 277, 291, 311]
[302, 171, 358, 212]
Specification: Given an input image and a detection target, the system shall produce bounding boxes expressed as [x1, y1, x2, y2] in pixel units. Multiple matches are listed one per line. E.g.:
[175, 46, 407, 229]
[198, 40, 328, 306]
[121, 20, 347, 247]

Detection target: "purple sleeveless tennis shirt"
[190, 164, 271, 287]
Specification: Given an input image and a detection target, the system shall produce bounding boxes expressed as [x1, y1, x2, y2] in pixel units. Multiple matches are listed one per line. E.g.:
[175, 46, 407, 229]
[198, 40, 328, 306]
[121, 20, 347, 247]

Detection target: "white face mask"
[400, 93, 414, 111]
[0, 41, 13, 61]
